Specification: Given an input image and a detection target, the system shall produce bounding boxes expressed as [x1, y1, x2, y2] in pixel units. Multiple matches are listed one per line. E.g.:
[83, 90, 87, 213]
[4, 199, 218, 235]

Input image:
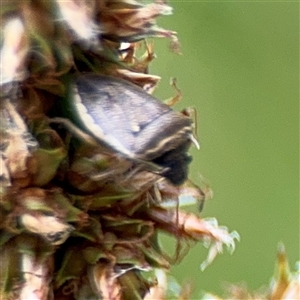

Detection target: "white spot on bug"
[131, 123, 140, 133]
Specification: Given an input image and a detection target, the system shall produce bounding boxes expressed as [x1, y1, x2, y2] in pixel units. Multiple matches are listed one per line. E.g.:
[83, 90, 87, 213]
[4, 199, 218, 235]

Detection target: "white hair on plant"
[55, 0, 101, 44]
[0, 17, 28, 85]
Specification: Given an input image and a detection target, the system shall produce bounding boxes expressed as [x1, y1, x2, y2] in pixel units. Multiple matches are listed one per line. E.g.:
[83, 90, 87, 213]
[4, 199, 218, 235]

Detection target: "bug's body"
[65, 74, 193, 185]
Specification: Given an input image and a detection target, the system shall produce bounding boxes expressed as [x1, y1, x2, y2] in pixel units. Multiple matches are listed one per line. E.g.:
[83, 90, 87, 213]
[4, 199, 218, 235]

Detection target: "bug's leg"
[130, 156, 168, 176]
[48, 117, 99, 147]
[181, 107, 200, 149]
[189, 133, 200, 149]
[163, 77, 182, 107]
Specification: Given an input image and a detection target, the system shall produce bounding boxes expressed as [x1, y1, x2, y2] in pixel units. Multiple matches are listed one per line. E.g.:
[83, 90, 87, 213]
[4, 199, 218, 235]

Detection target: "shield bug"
[58, 74, 196, 185]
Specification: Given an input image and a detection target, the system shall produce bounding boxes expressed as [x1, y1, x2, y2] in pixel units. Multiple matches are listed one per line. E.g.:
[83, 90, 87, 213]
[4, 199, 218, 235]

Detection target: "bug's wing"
[75, 75, 171, 157]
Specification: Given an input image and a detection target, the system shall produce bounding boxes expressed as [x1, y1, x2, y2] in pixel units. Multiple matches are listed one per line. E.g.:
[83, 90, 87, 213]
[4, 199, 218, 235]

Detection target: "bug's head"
[152, 139, 193, 185]
[134, 112, 196, 186]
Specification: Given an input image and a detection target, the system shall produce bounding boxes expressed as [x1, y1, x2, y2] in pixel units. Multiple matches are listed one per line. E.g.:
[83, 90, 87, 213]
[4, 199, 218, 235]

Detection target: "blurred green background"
[150, 2, 299, 298]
